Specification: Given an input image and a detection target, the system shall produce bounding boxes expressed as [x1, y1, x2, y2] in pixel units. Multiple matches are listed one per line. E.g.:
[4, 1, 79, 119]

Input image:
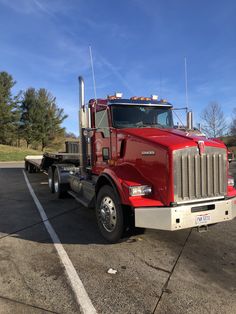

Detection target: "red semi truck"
[25, 77, 236, 242]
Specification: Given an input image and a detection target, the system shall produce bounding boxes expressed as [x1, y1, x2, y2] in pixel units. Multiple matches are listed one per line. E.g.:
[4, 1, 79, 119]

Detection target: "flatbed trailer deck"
[25, 152, 80, 173]
[25, 141, 80, 174]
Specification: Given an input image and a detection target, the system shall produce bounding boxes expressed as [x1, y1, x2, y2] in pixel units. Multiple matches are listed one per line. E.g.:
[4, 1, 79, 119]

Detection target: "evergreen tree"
[20, 88, 37, 147]
[0, 71, 20, 145]
[20, 88, 67, 150]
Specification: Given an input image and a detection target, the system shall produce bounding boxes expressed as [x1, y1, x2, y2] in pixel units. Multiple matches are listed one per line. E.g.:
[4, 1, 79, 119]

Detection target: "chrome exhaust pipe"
[78, 76, 87, 173]
[79, 76, 85, 112]
[187, 111, 193, 130]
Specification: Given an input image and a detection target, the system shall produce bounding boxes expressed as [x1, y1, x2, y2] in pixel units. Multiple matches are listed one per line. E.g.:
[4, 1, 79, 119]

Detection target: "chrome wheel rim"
[99, 196, 117, 232]
[54, 177, 59, 193]
[48, 176, 52, 189]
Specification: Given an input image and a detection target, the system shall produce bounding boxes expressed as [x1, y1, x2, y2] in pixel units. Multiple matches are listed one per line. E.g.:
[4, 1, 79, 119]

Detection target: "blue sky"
[0, 0, 235, 134]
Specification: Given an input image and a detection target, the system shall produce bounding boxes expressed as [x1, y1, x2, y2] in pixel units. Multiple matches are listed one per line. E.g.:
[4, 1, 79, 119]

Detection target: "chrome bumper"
[135, 197, 236, 231]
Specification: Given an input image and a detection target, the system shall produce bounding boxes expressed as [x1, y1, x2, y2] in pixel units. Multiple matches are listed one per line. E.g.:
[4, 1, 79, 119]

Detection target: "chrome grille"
[173, 147, 227, 203]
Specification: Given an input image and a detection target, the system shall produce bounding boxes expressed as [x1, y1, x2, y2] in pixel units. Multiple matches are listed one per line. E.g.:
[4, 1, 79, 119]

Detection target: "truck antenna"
[89, 45, 97, 101]
[184, 56, 189, 111]
[89, 46, 108, 129]
[159, 73, 162, 99]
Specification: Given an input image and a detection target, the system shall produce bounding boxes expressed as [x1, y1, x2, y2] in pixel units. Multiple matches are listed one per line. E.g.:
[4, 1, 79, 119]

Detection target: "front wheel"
[96, 185, 124, 243]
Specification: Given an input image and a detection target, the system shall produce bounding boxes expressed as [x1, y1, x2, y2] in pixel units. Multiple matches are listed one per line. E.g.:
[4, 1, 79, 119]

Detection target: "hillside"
[0, 145, 42, 162]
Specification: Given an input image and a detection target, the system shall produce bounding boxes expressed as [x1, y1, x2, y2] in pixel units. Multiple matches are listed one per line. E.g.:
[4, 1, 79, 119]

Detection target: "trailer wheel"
[28, 163, 35, 173]
[53, 168, 67, 198]
[24, 161, 29, 171]
[96, 185, 124, 243]
[48, 167, 55, 193]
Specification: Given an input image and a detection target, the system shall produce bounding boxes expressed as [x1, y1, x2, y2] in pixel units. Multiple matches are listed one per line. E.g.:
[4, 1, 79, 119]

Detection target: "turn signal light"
[228, 177, 234, 187]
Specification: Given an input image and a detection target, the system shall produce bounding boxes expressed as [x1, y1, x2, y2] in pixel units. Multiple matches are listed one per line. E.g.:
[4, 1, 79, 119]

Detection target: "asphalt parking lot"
[0, 162, 235, 314]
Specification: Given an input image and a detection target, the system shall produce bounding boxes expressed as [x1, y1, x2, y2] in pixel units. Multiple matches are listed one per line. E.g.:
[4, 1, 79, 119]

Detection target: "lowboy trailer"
[25, 76, 236, 243]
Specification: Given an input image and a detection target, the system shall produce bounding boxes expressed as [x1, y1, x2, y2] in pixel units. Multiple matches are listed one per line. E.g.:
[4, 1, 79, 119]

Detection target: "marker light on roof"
[130, 96, 151, 101]
[115, 92, 123, 98]
[140, 97, 151, 101]
[107, 92, 123, 100]
[151, 95, 158, 100]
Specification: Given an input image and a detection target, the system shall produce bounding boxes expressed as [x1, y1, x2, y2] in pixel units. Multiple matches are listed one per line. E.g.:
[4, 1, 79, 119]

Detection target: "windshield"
[111, 105, 173, 129]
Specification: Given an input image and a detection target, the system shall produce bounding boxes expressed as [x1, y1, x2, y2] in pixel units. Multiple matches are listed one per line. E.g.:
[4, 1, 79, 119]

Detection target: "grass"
[0, 145, 42, 162]
[0, 138, 79, 162]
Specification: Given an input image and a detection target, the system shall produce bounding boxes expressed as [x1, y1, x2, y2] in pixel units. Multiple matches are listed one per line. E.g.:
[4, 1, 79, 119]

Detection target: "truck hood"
[120, 128, 226, 151]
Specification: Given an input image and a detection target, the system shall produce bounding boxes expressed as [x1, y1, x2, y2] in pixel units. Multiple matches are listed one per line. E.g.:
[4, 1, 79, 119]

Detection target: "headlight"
[228, 177, 235, 187]
[129, 185, 152, 196]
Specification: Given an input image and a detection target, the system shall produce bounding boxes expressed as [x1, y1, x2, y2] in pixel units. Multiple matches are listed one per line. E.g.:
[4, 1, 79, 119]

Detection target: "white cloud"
[0, 0, 73, 16]
[0, 0, 36, 14]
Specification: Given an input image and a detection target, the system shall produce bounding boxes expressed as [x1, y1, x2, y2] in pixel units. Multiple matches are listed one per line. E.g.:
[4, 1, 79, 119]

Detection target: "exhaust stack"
[78, 76, 87, 173]
[79, 76, 85, 111]
[187, 111, 193, 130]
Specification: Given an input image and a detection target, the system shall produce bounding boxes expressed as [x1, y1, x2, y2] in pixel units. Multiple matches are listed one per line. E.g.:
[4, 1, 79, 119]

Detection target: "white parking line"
[23, 170, 97, 314]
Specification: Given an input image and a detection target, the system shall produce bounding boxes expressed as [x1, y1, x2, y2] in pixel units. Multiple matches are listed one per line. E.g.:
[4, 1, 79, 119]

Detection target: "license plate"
[195, 214, 211, 225]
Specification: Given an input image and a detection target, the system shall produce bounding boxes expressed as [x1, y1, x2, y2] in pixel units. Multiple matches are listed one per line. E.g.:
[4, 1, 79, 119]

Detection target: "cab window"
[95, 109, 110, 137]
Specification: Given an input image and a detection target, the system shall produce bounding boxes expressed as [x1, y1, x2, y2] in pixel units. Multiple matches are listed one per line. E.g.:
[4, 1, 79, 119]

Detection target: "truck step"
[82, 179, 95, 192]
[68, 190, 94, 208]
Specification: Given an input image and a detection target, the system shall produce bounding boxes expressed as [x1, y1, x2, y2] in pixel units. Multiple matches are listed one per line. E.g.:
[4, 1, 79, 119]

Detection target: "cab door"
[93, 107, 111, 174]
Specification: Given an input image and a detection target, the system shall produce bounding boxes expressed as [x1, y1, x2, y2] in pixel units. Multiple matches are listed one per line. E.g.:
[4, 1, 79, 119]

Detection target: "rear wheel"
[24, 161, 29, 171]
[53, 168, 67, 198]
[28, 163, 35, 173]
[96, 185, 124, 243]
[48, 167, 55, 193]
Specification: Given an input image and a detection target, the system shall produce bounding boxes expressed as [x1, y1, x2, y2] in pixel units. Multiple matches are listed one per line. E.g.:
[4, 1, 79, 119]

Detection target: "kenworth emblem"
[141, 151, 156, 156]
[198, 140, 205, 155]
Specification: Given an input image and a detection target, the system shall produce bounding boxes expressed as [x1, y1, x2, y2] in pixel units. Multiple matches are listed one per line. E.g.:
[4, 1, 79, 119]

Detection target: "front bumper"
[135, 197, 236, 230]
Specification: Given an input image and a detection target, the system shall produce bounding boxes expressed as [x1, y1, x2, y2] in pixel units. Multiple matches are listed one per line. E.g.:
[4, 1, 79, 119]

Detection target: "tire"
[96, 185, 124, 243]
[24, 161, 29, 171]
[123, 205, 145, 236]
[53, 168, 67, 198]
[48, 166, 55, 193]
[28, 163, 35, 173]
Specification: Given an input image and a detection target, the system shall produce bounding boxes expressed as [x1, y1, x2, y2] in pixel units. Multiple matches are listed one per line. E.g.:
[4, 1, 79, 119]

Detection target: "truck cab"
[49, 77, 236, 243]
[91, 97, 173, 173]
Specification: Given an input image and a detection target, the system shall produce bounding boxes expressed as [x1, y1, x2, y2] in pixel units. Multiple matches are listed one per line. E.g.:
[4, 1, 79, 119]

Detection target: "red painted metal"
[90, 99, 236, 207]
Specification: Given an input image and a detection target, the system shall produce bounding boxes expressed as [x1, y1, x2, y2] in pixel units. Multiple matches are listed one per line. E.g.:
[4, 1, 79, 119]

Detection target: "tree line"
[201, 102, 235, 138]
[0, 70, 235, 151]
[0, 71, 67, 150]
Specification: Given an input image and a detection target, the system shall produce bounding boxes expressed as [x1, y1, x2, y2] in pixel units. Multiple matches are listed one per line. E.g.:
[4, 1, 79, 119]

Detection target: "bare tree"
[201, 102, 228, 138]
[230, 108, 236, 135]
